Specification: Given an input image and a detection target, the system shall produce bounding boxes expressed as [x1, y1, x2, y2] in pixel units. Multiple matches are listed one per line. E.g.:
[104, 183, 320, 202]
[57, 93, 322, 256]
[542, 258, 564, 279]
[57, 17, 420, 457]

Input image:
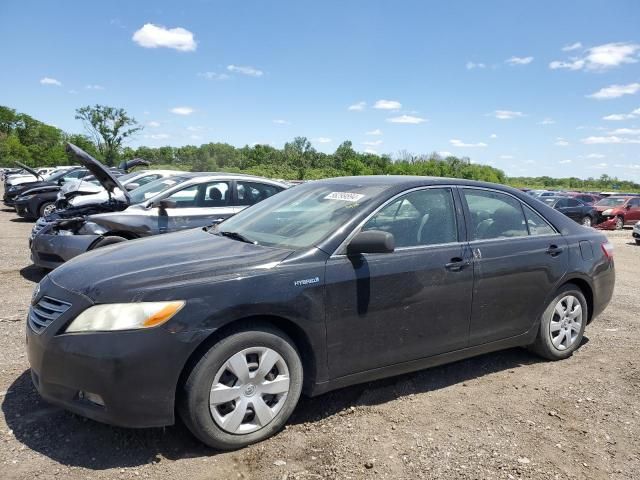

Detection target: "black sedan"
[541, 196, 597, 227]
[27, 176, 615, 449]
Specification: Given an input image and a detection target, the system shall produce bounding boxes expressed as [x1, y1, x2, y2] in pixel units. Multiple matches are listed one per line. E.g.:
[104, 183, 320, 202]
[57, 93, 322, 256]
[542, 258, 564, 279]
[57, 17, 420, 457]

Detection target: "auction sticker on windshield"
[324, 192, 364, 202]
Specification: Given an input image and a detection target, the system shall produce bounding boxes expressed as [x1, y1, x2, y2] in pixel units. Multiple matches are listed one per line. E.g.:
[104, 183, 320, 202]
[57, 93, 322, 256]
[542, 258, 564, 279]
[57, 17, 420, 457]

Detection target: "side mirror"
[156, 198, 177, 210]
[124, 182, 140, 191]
[625, 204, 631, 210]
[57, 179, 63, 185]
[347, 230, 395, 255]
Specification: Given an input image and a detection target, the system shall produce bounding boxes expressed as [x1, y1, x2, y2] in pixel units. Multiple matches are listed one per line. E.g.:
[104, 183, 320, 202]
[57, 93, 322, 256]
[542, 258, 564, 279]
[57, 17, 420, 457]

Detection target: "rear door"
[460, 188, 568, 345]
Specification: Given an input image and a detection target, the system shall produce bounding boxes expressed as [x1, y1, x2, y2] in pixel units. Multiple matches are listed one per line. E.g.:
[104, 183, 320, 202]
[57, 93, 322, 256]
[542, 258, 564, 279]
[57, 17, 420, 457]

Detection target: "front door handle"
[445, 257, 471, 272]
[546, 244, 563, 257]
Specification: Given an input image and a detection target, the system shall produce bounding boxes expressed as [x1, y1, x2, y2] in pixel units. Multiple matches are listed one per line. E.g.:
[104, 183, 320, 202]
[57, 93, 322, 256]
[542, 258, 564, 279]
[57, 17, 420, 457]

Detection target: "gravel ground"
[1, 189, 639, 480]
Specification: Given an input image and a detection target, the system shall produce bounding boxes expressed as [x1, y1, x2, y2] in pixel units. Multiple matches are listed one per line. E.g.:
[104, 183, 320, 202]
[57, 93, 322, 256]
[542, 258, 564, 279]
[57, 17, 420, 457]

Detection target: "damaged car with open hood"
[30, 144, 287, 269]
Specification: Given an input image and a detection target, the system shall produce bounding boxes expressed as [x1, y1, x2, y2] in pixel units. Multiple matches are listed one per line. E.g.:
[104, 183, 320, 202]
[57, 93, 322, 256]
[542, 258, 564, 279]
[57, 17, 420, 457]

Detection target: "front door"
[460, 188, 568, 345]
[324, 187, 473, 379]
[625, 198, 640, 224]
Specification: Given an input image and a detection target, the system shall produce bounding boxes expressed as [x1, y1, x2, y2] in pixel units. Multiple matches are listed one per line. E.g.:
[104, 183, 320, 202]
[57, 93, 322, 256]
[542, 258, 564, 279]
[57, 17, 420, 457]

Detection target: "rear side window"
[523, 205, 556, 236]
[463, 189, 528, 240]
[566, 198, 580, 207]
[236, 182, 282, 206]
[363, 188, 457, 247]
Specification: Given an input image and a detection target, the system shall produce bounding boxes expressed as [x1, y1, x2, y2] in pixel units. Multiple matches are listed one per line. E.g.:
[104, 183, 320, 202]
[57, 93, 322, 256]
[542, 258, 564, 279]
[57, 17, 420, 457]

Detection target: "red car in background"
[594, 196, 640, 230]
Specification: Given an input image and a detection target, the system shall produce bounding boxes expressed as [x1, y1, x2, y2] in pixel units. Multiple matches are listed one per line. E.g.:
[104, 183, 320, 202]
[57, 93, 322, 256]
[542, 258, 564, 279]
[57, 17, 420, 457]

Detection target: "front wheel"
[581, 216, 592, 227]
[179, 327, 303, 450]
[530, 284, 587, 360]
[39, 202, 56, 217]
[615, 216, 624, 230]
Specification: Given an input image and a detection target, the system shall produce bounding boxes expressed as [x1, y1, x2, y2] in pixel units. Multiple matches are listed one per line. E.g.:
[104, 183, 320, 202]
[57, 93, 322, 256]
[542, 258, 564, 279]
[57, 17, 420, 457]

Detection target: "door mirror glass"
[347, 230, 395, 255]
[124, 182, 140, 191]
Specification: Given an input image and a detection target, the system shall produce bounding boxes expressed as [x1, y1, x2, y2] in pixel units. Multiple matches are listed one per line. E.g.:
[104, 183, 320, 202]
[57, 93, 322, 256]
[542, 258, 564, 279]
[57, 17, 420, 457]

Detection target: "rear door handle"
[546, 244, 563, 257]
[445, 257, 471, 272]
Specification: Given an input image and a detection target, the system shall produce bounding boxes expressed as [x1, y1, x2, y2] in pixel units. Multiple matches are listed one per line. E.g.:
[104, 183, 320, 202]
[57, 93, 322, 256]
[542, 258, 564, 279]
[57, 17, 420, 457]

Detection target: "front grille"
[29, 296, 71, 334]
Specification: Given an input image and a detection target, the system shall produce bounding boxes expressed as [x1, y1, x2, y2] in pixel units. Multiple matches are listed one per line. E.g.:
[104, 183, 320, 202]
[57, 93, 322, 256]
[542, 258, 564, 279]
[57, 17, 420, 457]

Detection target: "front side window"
[566, 198, 581, 207]
[167, 184, 200, 208]
[362, 188, 457, 247]
[463, 189, 528, 240]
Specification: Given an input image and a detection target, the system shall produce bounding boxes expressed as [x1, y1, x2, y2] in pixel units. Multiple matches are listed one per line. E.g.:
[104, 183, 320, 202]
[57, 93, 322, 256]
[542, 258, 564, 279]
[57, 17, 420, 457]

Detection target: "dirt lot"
[0, 192, 638, 480]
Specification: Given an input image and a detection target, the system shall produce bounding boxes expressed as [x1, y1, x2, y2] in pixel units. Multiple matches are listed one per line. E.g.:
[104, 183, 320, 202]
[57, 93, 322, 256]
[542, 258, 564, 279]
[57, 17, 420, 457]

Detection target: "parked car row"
[18, 146, 615, 449]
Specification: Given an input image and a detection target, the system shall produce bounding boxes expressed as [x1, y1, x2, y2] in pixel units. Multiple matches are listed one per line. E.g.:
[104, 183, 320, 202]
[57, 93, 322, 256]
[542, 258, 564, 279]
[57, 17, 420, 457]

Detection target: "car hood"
[14, 161, 42, 180]
[66, 143, 130, 203]
[17, 185, 60, 196]
[118, 158, 150, 172]
[61, 179, 103, 195]
[48, 228, 293, 302]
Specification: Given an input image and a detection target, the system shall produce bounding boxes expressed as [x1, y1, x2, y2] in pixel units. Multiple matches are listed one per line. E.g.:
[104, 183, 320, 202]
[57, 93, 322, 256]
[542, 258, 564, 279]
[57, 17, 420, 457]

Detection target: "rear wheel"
[615, 216, 624, 230]
[179, 327, 303, 450]
[91, 235, 127, 249]
[39, 202, 56, 217]
[581, 216, 592, 227]
[530, 284, 587, 360]
[636, 239, 640, 246]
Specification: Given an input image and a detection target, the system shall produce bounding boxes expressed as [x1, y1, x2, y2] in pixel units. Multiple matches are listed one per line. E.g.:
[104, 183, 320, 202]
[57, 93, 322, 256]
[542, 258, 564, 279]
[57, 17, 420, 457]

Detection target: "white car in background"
[5, 165, 77, 186]
[633, 221, 640, 246]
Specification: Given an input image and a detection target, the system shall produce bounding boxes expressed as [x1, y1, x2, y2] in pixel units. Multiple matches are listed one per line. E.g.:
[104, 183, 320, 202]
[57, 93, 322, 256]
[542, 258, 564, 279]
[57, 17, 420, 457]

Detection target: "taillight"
[601, 241, 614, 259]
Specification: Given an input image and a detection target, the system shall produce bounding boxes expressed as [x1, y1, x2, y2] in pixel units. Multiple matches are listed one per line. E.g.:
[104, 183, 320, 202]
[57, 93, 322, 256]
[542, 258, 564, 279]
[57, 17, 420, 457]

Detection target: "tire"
[39, 202, 56, 217]
[615, 216, 624, 230]
[581, 216, 592, 227]
[91, 235, 127, 249]
[530, 284, 587, 361]
[636, 239, 640, 246]
[179, 326, 303, 450]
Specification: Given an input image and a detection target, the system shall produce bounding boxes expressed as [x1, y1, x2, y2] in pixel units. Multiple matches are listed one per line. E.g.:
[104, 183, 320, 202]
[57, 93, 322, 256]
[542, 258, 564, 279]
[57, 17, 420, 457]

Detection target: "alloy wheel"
[209, 347, 290, 434]
[582, 216, 592, 227]
[42, 204, 56, 216]
[615, 217, 624, 230]
[549, 295, 583, 351]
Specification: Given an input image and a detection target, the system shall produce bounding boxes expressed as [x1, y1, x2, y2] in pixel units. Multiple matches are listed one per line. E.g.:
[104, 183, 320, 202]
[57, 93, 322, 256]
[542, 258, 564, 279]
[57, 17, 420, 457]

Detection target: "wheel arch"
[176, 314, 318, 402]
[559, 277, 594, 324]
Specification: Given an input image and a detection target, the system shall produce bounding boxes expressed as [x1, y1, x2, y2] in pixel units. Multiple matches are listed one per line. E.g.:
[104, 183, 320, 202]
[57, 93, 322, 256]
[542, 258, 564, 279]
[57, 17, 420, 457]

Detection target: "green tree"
[75, 105, 142, 166]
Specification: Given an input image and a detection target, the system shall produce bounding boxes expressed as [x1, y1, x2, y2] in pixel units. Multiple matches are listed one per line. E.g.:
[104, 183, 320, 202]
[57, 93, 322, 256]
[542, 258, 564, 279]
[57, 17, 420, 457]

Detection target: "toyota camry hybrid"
[26, 176, 615, 449]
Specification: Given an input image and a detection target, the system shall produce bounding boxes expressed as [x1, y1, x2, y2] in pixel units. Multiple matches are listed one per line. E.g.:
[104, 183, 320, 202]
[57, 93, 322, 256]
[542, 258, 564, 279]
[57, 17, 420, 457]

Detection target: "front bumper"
[15, 201, 34, 219]
[594, 216, 617, 230]
[30, 232, 99, 269]
[26, 276, 210, 428]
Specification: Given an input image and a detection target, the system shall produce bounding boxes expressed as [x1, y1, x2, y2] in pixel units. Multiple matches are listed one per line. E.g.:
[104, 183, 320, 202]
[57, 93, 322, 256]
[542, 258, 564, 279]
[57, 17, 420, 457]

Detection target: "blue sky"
[1, 0, 640, 180]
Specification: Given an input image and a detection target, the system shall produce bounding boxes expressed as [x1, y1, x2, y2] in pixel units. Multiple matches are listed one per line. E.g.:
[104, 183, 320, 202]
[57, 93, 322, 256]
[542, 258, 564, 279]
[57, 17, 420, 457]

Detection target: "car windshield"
[596, 197, 628, 207]
[128, 176, 188, 204]
[44, 169, 71, 181]
[215, 182, 389, 249]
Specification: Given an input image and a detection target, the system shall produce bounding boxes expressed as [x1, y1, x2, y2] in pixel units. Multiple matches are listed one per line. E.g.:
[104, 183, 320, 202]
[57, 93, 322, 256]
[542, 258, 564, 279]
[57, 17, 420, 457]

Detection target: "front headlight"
[65, 301, 185, 333]
[602, 209, 613, 216]
[18, 194, 34, 201]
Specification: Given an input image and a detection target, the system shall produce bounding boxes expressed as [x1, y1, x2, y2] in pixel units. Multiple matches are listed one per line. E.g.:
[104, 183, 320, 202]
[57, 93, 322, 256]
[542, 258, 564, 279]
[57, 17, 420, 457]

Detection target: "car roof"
[174, 172, 288, 185]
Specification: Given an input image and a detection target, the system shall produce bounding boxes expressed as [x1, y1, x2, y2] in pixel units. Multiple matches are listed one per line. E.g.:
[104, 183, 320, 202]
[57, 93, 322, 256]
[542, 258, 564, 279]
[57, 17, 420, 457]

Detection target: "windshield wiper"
[218, 231, 257, 244]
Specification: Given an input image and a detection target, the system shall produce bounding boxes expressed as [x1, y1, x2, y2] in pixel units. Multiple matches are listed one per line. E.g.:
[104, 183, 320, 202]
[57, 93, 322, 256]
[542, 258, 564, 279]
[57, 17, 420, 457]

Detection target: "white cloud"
[374, 99, 402, 110]
[362, 140, 383, 146]
[538, 117, 555, 125]
[170, 106, 194, 115]
[186, 125, 204, 132]
[273, 119, 290, 125]
[602, 107, 640, 121]
[438, 151, 453, 157]
[585, 153, 605, 159]
[387, 114, 426, 124]
[608, 128, 640, 135]
[555, 137, 570, 146]
[581, 135, 640, 144]
[499, 155, 514, 159]
[550, 42, 640, 71]
[144, 133, 170, 140]
[132, 23, 196, 52]
[364, 148, 378, 155]
[199, 72, 230, 81]
[40, 77, 61, 86]
[227, 65, 263, 77]
[562, 42, 583, 52]
[348, 101, 366, 111]
[506, 56, 533, 65]
[313, 137, 332, 144]
[559, 159, 572, 164]
[588, 82, 640, 99]
[366, 128, 382, 136]
[450, 139, 488, 148]
[466, 61, 486, 70]
[147, 121, 161, 128]
[492, 110, 525, 120]
[85, 84, 104, 90]
[489, 133, 498, 139]
[190, 134, 203, 140]
[68, 89, 78, 94]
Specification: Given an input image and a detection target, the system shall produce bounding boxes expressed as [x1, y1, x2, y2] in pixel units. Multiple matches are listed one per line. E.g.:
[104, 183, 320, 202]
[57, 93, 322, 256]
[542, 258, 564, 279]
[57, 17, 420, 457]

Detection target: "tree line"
[1, 104, 638, 192]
